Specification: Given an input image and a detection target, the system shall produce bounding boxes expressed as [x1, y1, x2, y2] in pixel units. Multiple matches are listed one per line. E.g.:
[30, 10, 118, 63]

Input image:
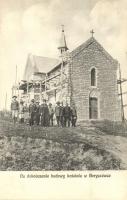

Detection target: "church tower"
[58, 25, 68, 55]
[57, 25, 71, 104]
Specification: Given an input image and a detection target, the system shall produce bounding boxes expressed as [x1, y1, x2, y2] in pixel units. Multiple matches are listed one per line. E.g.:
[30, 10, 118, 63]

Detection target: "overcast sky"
[0, 0, 127, 111]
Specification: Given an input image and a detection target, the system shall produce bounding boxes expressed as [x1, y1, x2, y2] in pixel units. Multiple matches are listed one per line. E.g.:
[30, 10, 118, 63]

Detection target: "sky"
[0, 0, 127, 113]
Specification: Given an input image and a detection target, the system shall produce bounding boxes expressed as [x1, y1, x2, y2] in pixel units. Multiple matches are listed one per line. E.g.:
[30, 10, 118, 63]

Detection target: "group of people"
[11, 95, 77, 127]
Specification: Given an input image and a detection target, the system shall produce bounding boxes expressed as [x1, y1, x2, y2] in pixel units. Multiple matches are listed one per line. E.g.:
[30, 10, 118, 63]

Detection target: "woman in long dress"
[19, 100, 24, 123]
[23, 103, 29, 125]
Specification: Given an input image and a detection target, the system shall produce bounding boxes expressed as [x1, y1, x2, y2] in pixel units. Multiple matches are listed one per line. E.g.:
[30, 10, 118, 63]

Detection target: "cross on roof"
[90, 29, 95, 37]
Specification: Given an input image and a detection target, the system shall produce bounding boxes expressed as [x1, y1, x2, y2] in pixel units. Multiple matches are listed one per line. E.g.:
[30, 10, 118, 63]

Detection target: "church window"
[91, 68, 96, 86]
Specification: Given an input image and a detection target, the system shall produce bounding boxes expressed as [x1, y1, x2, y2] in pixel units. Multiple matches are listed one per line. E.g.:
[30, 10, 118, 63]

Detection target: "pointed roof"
[71, 36, 118, 64]
[23, 54, 60, 81]
[33, 55, 60, 72]
[58, 26, 68, 51]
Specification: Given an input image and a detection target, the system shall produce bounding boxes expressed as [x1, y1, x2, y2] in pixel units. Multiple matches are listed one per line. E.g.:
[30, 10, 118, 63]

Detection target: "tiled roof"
[33, 55, 60, 73]
[23, 54, 60, 81]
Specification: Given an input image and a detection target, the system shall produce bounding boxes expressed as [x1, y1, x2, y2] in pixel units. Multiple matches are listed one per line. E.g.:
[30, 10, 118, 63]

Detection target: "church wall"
[47, 64, 70, 105]
[71, 41, 121, 121]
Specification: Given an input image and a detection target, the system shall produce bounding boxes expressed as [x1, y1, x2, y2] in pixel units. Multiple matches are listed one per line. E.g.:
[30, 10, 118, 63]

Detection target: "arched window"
[91, 68, 96, 86]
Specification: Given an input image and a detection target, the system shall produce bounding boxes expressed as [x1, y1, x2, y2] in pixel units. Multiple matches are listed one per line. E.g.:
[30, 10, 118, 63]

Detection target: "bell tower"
[58, 25, 68, 55]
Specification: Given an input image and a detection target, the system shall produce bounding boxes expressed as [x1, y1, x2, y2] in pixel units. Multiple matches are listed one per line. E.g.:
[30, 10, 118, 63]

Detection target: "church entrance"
[89, 97, 98, 119]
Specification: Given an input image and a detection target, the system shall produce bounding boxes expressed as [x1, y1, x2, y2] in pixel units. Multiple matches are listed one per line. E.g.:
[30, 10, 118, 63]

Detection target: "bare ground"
[0, 120, 127, 170]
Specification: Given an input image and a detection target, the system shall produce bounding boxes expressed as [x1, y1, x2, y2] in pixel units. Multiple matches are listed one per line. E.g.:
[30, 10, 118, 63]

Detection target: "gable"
[23, 54, 60, 81]
[23, 55, 39, 81]
[71, 37, 118, 66]
[33, 55, 60, 73]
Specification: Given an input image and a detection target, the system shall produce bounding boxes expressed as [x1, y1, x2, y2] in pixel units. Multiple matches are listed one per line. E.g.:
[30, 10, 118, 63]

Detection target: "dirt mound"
[0, 120, 127, 170]
[0, 134, 124, 170]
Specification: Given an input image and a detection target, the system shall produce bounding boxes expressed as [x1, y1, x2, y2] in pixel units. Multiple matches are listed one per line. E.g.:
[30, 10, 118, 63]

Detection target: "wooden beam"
[41, 85, 61, 93]
[19, 71, 68, 101]
[118, 91, 127, 95]
[19, 73, 62, 89]
[42, 73, 61, 83]
[118, 64, 125, 121]
[117, 79, 127, 84]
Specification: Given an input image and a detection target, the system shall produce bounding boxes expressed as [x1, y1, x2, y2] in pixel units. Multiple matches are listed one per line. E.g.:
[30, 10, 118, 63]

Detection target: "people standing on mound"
[10, 97, 77, 127]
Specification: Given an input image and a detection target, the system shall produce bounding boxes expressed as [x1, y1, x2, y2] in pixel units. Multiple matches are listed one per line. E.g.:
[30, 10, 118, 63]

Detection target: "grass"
[0, 118, 127, 170]
[91, 120, 127, 137]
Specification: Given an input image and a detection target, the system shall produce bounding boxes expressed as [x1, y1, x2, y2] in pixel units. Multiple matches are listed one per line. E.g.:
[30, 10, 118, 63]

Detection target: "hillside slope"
[0, 120, 127, 170]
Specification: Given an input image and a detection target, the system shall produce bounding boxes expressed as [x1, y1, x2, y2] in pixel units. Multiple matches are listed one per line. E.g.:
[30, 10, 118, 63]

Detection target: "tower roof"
[58, 25, 68, 51]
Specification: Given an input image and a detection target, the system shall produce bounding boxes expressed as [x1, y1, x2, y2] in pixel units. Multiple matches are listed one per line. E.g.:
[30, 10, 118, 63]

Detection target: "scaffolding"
[18, 25, 71, 105]
[117, 63, 127, 121]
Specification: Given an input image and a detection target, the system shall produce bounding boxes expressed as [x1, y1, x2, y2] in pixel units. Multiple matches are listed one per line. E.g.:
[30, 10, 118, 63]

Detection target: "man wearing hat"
[39, 99, 49, 127]
[55, 101, 61, 127]
[60, 102, 64, 127]
[35, 101, 40, 125]
[11, 95, 19, 124]
[70, 104, 77, 127]
[29, 99, 37, 126]
[63, 103, 71, 127]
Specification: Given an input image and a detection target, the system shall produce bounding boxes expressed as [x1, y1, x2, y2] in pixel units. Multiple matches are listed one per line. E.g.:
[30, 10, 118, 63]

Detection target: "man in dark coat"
[63, 103, 71, 127]
[39, 99, 49, 127]
[60, 102, 64, 127]
[48, 103, 54, 126]
[29, 99, 37, 126]
[35, 101, 40, 125]
[71, 104, 77, 127]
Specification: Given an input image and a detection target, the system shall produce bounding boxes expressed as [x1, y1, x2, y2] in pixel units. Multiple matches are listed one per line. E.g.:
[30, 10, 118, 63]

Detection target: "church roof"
[71, 36, 118, 64]
[32, 55, 60, 73]
[23, 54, 60, 80]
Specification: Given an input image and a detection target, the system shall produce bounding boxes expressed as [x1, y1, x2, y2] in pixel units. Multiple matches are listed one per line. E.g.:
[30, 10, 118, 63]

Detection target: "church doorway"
[89, 97, 98, 119]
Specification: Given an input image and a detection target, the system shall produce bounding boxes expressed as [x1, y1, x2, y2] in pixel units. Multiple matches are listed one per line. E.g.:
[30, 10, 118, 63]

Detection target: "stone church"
[19, 28, 121, 121]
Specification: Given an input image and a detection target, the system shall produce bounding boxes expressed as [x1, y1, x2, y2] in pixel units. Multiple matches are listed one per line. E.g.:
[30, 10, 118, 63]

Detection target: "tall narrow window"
[91, 68, 96, 86]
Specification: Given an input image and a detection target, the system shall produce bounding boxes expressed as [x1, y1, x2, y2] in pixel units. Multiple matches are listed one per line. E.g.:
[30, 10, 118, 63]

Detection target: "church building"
[19, 28, 121, 121]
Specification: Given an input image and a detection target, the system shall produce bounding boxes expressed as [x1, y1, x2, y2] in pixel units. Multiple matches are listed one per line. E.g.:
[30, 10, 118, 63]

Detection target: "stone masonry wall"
[70, 40, 121, 121]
